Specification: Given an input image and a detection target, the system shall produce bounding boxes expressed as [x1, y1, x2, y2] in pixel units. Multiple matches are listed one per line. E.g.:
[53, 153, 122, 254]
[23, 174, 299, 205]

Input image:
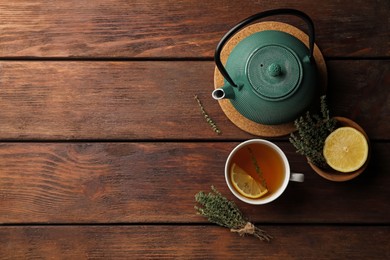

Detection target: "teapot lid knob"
[247, 44, 303, 101]
[268, 63, 282, 77]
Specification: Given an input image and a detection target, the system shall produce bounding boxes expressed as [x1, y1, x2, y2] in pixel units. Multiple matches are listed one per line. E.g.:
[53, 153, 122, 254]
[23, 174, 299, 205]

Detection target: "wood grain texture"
[0, 60, 388, 140]
[0, 225, 389, 259]
[0, 0, 389, 58]
[0, 1, 388, 258]
[0, 142, 388, 224]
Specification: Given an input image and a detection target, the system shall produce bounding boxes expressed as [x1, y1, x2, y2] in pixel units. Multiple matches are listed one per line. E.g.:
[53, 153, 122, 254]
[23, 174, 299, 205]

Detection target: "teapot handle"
[215, 8, 315, 88]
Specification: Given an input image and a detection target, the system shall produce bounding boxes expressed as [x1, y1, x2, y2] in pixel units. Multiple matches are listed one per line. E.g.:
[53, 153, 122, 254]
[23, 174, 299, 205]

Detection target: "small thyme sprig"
[195, 186, 272, 242]
[248, 147, 267, 188]
[194, 95, 221, 135]
[289, 95, 337, 168]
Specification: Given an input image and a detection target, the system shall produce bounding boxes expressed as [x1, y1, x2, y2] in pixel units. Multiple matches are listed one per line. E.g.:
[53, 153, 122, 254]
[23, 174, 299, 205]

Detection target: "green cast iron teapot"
[212, 9, 320, 125]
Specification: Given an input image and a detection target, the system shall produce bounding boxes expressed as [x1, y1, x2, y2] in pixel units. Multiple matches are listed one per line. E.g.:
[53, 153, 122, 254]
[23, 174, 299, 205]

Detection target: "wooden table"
[0, 1, 389, 258]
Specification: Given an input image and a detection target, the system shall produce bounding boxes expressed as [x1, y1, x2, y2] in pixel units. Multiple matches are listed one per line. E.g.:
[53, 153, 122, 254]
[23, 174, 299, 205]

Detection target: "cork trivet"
[214, 21, 327, 137]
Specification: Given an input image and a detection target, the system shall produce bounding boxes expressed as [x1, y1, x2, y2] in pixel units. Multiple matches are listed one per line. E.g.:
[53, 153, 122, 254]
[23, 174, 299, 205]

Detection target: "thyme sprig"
[289, 95, 337, 168]
[194, 95, 221, 135]
[195, 186, 272, 242]
[248, 147, 267, 188]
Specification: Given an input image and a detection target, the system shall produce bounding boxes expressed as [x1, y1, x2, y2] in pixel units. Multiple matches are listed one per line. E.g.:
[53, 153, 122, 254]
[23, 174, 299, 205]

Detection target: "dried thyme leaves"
[194, 95, 221, 135]
[195, 186, 272, 242]
[289, 95, 337, 168]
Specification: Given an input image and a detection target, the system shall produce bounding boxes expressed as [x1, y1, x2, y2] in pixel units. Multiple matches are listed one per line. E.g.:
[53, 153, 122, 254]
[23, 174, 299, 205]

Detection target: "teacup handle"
[290, 173, 305, 182]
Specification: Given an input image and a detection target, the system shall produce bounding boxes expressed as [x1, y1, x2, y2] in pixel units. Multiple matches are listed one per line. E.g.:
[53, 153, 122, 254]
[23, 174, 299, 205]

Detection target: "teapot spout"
[212, 85, 235, 100]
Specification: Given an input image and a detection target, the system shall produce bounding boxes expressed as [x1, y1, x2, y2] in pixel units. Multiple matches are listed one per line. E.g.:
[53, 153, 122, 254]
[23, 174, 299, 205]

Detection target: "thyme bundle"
[194, 95, 221, 135]
[195, 186, 272, 242]
[289, 95, 337, 168]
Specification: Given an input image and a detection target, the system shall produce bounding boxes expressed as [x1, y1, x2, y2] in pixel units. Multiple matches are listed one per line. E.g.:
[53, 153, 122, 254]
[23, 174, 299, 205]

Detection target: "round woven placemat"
[214, 21, 327, 137]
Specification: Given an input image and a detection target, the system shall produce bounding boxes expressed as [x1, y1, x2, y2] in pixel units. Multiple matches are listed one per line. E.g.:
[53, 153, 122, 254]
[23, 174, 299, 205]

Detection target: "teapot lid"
[247, 44, 302, 101]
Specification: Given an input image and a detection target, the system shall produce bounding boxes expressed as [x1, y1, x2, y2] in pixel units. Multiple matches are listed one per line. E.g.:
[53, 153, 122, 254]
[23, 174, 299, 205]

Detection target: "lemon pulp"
[230, 163, 268, 199]
[323, 127, 369, 173]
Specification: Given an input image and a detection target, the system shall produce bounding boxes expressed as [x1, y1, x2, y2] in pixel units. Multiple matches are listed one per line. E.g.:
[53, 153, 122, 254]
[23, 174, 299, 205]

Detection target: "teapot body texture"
[212, 9, 321, 125]
[213, 30, 319, 125]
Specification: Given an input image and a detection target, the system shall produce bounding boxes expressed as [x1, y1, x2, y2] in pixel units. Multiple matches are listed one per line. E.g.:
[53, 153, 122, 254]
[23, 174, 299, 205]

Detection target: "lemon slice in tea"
[323, 127, 369, 173]
[230, 163, 268, 199]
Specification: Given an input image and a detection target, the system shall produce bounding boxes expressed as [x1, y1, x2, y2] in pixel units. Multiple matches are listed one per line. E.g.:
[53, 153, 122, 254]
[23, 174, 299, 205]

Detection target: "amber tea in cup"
[225, 139, 303, 205]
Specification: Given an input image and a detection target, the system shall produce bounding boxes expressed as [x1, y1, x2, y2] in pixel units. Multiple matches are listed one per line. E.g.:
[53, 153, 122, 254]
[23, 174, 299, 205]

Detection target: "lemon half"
[323, 127, 369, 173]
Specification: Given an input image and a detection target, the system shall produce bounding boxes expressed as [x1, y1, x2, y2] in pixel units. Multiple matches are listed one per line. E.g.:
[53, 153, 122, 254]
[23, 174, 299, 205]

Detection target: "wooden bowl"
[308, 117, 370, 182]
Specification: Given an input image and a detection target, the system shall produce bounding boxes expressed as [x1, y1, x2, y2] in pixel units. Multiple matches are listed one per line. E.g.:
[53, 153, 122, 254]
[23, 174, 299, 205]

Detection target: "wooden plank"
[327, 60, 390, 138]
[0, 60, 388, 140]
[0, 0, 388, 58]
[0, 225, 389, 259]
[0, 142, 388, 224]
